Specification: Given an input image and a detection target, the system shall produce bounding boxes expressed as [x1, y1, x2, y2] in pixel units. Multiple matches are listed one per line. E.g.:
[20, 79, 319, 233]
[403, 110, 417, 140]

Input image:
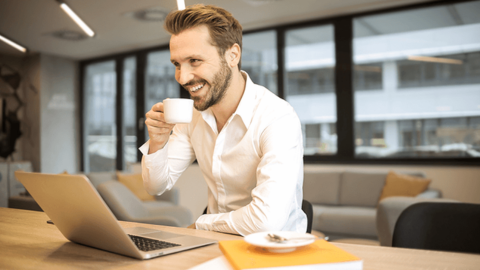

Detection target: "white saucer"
[244, 231, 316, 253]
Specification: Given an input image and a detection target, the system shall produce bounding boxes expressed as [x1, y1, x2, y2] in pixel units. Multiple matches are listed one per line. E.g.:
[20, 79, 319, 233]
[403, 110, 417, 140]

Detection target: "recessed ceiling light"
[49, 30, 88, 41]
[124, 6, 169, 22]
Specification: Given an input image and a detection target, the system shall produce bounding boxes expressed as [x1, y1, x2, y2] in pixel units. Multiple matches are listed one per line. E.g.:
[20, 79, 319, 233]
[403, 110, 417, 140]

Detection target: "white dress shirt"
[140, 72, 307, 236]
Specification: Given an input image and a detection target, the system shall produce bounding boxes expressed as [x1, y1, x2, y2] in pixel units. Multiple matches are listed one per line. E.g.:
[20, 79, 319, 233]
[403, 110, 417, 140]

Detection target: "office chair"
[202, 199, 314, 233]
[392, 202, 480, 254]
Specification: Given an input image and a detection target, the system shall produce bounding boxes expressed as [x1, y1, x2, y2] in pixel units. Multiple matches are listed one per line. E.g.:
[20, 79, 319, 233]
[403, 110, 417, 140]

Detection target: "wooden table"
[1, 207, 480, 269]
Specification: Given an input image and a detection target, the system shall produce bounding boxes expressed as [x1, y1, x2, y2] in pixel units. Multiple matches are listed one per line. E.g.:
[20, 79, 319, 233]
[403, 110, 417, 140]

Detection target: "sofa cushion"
[378, 171, 431, 202]
[303, 171, 342, 205]
[339, 171, 386, 207]
[87, 171, 116, 188]
[312, 205, 377, 237]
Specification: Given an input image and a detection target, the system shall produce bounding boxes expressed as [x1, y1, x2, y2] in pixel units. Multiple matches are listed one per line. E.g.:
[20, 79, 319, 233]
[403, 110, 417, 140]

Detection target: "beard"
[185, 57, 232, 111]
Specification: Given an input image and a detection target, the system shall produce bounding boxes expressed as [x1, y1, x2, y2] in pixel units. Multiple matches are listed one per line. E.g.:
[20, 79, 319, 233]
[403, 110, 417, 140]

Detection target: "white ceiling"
[0, 0, 437, 61]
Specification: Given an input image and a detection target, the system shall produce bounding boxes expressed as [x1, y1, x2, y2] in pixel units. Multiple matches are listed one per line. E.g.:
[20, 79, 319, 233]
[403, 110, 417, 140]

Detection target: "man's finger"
[152, 102, 164, 112]
[146, 111, 166, 123]
[146, 125, 175, 134]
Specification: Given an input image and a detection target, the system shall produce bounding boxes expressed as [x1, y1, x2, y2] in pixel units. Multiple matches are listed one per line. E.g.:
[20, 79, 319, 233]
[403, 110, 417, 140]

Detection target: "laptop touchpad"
[142, 231, 181, 240]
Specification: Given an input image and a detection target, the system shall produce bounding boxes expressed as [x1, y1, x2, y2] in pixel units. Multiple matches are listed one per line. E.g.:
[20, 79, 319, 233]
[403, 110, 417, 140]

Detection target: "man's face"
[170, 25, 232, 111]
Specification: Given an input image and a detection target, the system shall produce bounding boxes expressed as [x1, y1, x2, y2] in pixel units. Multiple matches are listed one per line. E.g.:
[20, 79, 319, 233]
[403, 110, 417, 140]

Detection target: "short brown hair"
[164, 4, 243, 69]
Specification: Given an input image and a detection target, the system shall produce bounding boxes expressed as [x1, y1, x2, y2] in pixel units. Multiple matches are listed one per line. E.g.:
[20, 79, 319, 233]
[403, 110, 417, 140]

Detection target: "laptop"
[15, 171, 217, 260]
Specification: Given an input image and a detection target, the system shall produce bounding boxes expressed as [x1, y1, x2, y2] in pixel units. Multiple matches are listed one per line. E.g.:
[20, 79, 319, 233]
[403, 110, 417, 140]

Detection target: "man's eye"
[190, 59, 200, 64]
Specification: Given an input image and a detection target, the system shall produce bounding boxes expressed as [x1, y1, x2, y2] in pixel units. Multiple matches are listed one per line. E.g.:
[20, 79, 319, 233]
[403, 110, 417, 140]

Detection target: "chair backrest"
[202, 199, 313, 234]
[302, 199, 313, 234]
[96, 180, 148, 220]
[392, 202, 480, 254]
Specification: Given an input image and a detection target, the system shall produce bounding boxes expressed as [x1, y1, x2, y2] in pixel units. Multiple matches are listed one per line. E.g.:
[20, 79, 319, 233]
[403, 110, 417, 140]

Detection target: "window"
[84, 61, 116, 172]
[145, 51, 178, 140]
[353, 0, 480, 159]
[285, 25, 337, 155]
[123, 57, 137, 166]
[81, 0, 480, 167]
[242, 31, 278, 94]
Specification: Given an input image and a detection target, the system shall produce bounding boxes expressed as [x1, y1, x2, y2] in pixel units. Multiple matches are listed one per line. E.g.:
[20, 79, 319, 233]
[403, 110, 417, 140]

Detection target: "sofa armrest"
[416, 188, 442, 199]
[154, 187, 179, 205]
[376, 196, 458, 246]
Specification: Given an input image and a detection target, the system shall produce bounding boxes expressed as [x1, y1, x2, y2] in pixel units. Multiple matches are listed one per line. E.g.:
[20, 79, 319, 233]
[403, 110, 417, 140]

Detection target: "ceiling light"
[177, 0, 185, 10]
[0, 34, 27, 53]
[242, 0, 283, 7]
[123, 6, 170, 22]
[50, 30, 88, 41]
[58, 1, 95, 37]
[133, 9, 168, 22]
[407, 55, 462, 65]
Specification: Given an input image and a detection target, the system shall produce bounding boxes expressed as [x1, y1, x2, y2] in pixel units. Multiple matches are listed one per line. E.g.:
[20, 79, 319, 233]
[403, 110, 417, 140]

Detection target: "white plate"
[244, 231, 316, 253]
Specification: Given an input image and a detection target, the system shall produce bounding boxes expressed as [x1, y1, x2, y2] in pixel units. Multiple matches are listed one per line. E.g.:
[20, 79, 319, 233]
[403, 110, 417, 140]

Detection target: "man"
[140, 4, 306, 236]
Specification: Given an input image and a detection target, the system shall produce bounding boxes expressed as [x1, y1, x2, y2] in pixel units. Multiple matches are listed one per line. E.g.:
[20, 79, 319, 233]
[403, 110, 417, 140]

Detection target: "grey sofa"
[303, 170, 441, 240]
[86, 171, 192, 227]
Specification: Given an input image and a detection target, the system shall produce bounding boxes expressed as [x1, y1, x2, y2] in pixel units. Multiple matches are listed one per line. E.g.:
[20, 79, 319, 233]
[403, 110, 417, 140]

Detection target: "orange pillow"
[116, 172, 155, 201]
[379, 171, 432, 202]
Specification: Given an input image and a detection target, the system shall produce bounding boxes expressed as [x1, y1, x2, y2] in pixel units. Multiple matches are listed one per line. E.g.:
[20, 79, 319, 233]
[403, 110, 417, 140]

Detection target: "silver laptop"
[15, 171, 216, 260]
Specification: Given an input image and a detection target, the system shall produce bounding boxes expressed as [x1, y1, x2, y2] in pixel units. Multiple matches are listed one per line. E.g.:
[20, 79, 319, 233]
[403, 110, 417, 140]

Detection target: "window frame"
[79, 0, 480, 172]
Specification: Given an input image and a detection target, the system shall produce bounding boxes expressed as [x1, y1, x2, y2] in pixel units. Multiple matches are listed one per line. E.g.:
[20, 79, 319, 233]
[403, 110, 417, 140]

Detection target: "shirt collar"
[234, 71, 256, 129]
[200, 71, 257, 130]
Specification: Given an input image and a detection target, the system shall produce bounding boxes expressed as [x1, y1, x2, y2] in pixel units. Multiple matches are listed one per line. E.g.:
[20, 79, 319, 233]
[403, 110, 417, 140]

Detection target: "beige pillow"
[116, 172, 155, 201]
[379, 171, 431, 202]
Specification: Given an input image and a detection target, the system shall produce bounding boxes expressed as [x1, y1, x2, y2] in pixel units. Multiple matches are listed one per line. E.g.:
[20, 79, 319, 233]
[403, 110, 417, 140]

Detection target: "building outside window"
[284, 24, 337, 155]
[242, 30, 278, 94]
[352, 1, 480, 158]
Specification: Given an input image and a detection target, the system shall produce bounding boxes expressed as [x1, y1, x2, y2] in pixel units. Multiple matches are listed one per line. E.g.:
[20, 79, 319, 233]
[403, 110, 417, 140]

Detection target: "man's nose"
[176, 66, 194, 86]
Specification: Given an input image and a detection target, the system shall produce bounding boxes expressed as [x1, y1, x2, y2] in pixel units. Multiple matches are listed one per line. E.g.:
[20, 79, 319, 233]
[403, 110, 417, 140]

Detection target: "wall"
[20, 55, 41, 171]
[176, 163, 480, 220]
[0, 53, 79, 174]
[0, 54, 41, 168]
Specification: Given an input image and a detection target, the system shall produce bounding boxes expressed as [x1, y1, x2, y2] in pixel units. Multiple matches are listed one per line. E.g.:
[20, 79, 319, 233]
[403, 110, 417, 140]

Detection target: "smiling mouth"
[190, 83, 205, 93]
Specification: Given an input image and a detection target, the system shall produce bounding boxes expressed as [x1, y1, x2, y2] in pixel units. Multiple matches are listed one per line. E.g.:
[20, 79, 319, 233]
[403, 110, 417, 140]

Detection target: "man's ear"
[227, 43, 241, 68]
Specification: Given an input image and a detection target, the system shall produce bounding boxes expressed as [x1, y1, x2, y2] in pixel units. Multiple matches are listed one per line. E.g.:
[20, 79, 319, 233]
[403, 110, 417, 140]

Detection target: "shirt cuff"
[139, 140, 169, 167]
[195, 212, 241, 235]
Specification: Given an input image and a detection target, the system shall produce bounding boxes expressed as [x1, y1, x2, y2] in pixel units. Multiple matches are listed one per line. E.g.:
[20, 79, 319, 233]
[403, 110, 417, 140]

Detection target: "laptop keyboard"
[128, 234, 181, 252]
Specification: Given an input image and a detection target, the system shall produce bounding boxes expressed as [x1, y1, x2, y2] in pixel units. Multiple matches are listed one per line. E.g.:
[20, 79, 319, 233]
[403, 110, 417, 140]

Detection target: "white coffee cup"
[163, 98, 193, 124]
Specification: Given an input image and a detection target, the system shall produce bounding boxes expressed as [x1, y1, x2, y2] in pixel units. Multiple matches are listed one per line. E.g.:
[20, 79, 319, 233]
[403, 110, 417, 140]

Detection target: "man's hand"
[187, 223, 196, 229]
[145, 102, 176, 154]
